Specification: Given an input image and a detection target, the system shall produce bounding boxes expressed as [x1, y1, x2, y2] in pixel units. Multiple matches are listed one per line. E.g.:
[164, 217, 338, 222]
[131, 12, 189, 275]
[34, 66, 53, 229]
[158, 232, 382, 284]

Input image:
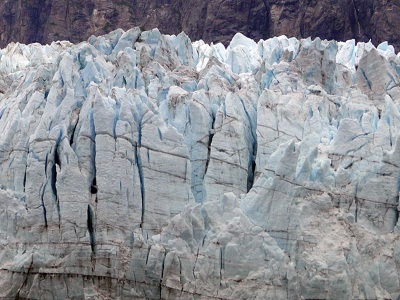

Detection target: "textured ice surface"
[1, 27, 400, 299]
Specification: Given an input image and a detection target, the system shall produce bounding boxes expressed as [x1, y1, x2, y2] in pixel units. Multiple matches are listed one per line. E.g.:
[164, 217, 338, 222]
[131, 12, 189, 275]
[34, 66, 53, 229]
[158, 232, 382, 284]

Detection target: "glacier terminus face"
[1, 27, 400, 299]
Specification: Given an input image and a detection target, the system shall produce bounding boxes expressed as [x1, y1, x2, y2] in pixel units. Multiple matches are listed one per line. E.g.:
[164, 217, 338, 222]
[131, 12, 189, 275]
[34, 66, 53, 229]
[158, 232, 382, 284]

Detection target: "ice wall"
[1, 28, 400, 299]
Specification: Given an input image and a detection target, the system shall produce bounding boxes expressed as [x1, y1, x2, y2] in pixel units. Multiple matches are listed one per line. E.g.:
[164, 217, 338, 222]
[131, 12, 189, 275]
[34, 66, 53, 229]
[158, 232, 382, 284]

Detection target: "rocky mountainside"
[1, 0, 400, 50]
[1, 27, 400, 299]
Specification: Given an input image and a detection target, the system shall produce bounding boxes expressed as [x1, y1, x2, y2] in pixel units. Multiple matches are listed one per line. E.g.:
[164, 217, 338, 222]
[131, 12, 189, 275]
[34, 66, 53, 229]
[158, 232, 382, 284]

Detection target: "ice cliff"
[1, 27, 400, 299]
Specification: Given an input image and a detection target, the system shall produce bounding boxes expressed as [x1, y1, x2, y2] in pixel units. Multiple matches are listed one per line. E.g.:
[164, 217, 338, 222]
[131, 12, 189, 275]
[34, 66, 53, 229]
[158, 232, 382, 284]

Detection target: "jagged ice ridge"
[1, 27, 400, 299]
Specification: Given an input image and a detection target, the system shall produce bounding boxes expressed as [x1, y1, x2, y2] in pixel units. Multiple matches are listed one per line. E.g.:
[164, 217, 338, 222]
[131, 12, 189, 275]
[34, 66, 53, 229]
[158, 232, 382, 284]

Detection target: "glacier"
[1, 27, 400, 299]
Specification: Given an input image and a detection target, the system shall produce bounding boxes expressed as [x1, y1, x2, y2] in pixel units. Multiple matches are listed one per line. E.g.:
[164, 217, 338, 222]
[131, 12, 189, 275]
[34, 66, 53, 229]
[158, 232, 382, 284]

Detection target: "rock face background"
[2, 27, 400, 299]
[1, 0, 400, 50]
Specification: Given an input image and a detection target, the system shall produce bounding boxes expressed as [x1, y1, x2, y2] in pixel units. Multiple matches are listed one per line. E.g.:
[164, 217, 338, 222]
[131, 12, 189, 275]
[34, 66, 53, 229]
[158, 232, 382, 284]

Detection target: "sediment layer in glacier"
[1, 27, 400, 299]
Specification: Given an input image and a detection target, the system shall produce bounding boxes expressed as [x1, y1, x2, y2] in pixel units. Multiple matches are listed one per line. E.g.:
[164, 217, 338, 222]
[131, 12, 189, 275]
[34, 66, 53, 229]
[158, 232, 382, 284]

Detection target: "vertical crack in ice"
[87, 204, 96, 255]
[51, 144, 61, 226]
[23, 147, 28, 195]
[238, 96, 258, 191]
[88, 105, 98, 254]
[135, 143, 145, 231]
[41, 183, 48, 228]
[44, 153, 48, 177]
[145, 245, 151, 265]
[247, 158, 257, 192]
[178, 255, 183, 294]
[69, 109, 80, 147]
[202, 116, 216, 203]
[204, 132, 214, 183]
[219, 247, 224, 286]
[360, 68, 372, 90]
[395, 169, 400, 227]
[91, 177, 98, 194]
[160, 251, 167, 299]
[133, 104, 146, 230]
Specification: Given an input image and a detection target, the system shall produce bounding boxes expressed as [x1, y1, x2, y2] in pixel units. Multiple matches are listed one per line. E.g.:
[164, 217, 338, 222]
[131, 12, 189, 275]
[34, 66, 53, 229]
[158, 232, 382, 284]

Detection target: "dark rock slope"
[1, 0, 400, 50]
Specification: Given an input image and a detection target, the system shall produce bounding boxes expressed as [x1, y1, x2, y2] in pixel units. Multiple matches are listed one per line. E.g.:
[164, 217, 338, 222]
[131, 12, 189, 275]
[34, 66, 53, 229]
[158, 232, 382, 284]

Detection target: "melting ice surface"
[1, 27, 400, 299]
